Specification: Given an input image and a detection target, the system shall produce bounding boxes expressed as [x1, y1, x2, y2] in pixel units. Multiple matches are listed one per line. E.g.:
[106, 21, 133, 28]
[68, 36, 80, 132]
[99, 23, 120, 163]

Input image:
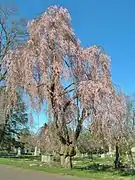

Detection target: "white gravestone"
[17, 147, 21, 156]
[34, 146, 37, 156]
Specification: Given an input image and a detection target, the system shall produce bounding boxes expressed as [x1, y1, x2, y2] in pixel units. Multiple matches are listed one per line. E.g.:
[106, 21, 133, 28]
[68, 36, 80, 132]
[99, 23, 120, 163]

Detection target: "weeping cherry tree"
[4, 6, 125, 168]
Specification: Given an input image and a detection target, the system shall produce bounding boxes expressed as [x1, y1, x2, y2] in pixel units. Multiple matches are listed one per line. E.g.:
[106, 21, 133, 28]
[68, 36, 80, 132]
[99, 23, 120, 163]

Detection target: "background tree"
[77, 130, 102, 159]
[39, 123, 61, 154]
[90, 91, 134, 169]
[122, 95, 135, 166]
[0, 3, 27, 145]
[0, 92, 28, 152]
[19, 127, 31, 151]
[0, 3, 27, 82]
[4, 6, 125, 168]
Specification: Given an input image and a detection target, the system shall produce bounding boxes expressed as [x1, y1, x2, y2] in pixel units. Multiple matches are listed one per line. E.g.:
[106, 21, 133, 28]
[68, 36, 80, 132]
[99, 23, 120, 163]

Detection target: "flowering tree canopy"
[91, 90, 127, 145]
[4, 6, 126, 168]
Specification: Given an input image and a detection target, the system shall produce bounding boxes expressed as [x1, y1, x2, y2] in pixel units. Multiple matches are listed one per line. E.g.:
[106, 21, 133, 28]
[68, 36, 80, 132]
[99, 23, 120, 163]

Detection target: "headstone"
[75, 153, 80, 158]
[81, 154, 84, 158]
[34, 146, 37, 156]
[14, 148, 17, 153]
[17, 147, 21, 156]
[24, 148, 27, 154]
[131, 147, 135, 162]
[41, 155, 47, 162]
[126, 152, 130, 162]
[29, 163, 37, 167]
[131, 147, 135, 153]
[85, 153, 88, 157]
[38, 148, 40, 155]
[41, 155, 53, 163]
[101, 154, 105, 158]
[108, 144, 112, 153]
[107, 151, 113, 157]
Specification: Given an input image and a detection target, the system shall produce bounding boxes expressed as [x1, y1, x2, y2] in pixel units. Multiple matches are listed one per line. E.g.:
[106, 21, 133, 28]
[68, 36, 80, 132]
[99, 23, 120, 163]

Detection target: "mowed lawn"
[0, 158, 135, 180]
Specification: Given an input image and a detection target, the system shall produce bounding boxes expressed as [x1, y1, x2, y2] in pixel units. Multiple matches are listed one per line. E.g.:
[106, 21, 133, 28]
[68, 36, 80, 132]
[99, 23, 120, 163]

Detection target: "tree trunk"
[60, 155, 72, 169]
[60, 143, 76, 169]
[114, 144, 121, 169]
[60, 155, 66, 167]
[65, 156, 72, 168]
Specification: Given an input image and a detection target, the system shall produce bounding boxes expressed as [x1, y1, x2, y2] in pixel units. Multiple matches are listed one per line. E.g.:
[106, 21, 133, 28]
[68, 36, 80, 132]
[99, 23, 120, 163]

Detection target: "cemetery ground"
[0, 155, 135, 180]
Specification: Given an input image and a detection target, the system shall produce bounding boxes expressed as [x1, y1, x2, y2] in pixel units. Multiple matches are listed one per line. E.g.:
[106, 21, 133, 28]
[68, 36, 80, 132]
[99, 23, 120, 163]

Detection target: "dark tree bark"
[114, 144, 121, 169]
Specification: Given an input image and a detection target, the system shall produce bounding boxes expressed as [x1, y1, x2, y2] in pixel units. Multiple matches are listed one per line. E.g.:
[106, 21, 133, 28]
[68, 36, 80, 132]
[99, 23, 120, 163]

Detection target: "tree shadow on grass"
[119, 168, 135, 177]
[74, 163, 135, 177]
[75, 163, 113, 172]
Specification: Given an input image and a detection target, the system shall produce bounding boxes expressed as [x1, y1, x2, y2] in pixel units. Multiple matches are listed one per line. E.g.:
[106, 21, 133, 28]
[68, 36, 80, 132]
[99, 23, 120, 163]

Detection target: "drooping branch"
[0, 21, 8, 41]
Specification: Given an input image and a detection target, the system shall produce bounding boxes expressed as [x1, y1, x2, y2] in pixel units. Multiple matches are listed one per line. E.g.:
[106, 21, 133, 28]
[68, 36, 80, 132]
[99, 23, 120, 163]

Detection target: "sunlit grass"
[0, 157, 134, 180]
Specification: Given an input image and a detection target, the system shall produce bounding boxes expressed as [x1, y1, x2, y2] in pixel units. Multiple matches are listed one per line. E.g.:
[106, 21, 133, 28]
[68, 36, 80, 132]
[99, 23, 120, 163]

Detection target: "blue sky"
[1, 0, 135, 126]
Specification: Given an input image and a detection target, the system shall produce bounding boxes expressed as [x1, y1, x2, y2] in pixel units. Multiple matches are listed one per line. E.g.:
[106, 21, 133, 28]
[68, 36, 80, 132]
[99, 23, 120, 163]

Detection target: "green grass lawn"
[0, 158, 134, 180]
